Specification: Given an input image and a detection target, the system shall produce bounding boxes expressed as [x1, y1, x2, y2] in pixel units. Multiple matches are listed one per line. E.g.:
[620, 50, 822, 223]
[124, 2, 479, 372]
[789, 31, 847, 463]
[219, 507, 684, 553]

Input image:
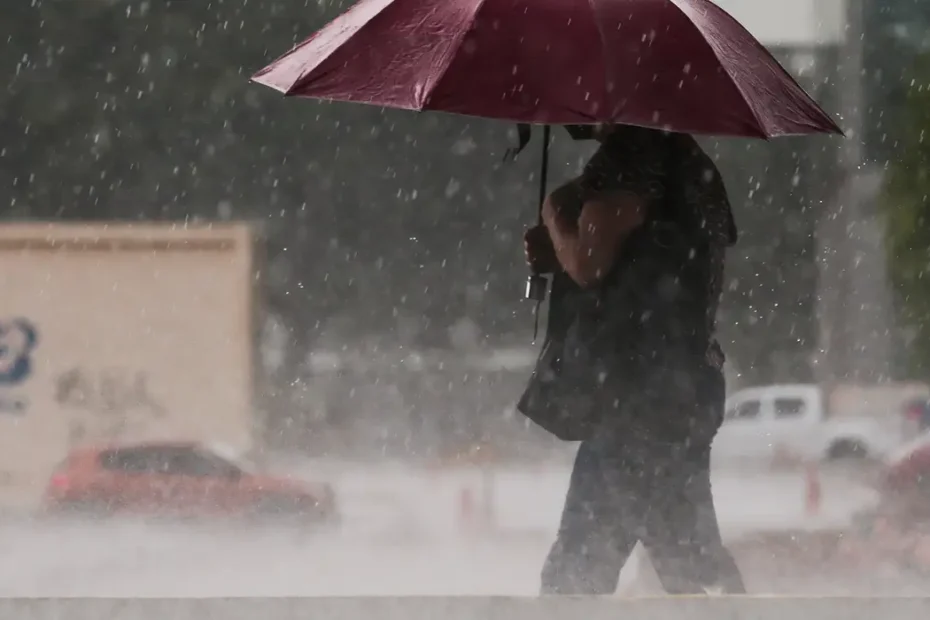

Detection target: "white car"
[712, 383, 924, 466]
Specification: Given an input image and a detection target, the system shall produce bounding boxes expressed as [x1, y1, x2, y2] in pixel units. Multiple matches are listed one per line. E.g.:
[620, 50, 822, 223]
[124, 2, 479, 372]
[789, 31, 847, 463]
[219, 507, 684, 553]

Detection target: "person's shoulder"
[676, 137, 736, 246]
[582, 128, 666, 196]
[676, 135, 722, 185]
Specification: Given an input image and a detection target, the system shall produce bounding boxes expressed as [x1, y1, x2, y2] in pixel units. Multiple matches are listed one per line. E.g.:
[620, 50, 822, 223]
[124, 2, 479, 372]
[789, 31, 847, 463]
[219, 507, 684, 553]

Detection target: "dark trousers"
[540, 366, 746, 595]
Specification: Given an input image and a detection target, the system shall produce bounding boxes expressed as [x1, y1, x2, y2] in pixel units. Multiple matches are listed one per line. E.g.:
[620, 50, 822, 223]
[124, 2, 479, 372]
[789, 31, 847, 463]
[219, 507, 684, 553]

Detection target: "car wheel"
[53, 498, 112, 519]
[253, 496, 297, 518]
[254, 496, 333, 526]
[827, 440, 869, 461]
[303, 503, 339, 527]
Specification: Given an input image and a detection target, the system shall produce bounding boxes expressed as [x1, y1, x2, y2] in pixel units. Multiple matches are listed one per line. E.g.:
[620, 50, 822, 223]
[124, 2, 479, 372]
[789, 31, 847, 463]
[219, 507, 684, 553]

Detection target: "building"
[714, 0, 845, 47]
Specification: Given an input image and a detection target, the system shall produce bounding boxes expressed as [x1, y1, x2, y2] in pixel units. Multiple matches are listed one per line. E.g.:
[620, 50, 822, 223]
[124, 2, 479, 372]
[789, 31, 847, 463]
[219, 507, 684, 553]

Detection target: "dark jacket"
[518, 128, 737, 441]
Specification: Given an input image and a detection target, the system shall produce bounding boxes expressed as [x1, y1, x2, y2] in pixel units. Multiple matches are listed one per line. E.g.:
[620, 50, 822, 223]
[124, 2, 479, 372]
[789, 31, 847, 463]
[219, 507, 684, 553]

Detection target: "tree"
[863, 0, 930, 164]
[882, 51, 930, 375]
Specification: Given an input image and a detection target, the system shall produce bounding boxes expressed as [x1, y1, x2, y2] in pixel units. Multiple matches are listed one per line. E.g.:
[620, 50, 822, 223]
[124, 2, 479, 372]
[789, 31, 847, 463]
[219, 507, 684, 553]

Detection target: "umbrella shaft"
[537, 125, 551, 223]
[528, 126, 552, 324]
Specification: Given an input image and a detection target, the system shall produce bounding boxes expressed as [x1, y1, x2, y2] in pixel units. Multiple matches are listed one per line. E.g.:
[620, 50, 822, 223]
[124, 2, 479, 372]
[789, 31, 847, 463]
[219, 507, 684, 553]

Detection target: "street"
[2, 460, 915, 596]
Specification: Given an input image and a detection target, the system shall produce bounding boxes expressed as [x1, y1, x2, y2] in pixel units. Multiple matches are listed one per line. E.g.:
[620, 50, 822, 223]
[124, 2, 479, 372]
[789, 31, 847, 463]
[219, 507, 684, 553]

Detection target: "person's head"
[592, 123, 618, 142]
[565, 123, 671, 144]
[593, 123, 677, 145]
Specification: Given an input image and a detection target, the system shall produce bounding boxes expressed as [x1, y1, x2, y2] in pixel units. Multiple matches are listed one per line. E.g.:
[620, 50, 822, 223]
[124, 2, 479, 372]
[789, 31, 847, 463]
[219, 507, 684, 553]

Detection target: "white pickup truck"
[712, 383, 930, 465]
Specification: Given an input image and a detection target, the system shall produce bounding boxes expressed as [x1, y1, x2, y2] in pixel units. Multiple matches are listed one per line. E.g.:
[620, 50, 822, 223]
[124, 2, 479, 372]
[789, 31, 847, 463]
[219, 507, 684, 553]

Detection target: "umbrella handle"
[527, 125, 552, 342]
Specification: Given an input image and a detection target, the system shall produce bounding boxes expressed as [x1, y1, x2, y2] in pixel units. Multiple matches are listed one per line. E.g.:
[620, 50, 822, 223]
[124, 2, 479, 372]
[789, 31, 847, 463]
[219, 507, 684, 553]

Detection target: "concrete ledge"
[2, 597, 930, 620]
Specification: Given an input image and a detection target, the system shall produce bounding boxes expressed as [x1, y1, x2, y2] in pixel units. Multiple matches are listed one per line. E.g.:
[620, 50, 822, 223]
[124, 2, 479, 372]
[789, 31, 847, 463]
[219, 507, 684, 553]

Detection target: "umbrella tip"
[824, 112, 846, 137]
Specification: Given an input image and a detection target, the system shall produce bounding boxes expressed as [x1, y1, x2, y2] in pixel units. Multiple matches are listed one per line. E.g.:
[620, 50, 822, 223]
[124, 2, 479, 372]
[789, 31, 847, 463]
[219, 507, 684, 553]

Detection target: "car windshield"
[199, 443, 256, 474]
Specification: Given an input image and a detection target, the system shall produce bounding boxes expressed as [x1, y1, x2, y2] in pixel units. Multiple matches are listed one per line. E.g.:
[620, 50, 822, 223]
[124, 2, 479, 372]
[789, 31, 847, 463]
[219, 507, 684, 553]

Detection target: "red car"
[883, 434, 930, 492]
[42, 441, 338, 524]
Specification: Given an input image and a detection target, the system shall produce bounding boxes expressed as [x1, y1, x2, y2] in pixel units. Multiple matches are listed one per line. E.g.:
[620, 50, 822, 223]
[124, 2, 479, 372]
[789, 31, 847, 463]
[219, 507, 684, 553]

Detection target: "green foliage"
[862, 0, 930, 164]
[883, 51, 930, 374]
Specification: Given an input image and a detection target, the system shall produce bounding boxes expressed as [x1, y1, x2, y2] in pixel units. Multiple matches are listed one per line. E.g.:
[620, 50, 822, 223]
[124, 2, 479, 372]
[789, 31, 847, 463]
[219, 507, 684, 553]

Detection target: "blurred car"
[902, 398, 930, 434]
[842, 488, 930, 577]
[42, 441, 338, 524]
[882, 432, 930, 492]
[725, 437, 930, 584]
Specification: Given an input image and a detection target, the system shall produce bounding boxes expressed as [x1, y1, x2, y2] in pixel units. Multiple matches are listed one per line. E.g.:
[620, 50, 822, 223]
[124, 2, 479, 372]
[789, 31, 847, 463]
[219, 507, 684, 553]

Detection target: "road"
[2, 460, 922, 596]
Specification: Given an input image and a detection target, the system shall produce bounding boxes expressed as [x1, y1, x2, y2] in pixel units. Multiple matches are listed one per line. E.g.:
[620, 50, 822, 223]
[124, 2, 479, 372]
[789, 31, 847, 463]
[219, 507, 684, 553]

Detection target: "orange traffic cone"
[804, 462, 822, 517]
[459, 486, 477, 532]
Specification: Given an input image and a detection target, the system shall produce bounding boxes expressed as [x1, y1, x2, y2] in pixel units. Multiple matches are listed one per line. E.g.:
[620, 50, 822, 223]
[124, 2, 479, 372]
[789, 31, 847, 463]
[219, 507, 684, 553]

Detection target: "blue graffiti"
[0, 318, 38, 387]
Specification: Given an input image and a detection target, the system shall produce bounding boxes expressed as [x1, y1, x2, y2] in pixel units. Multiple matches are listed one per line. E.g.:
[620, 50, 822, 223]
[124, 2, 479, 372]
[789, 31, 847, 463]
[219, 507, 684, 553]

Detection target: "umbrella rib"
[420, 0, 493, 110]
[681, 1, 842, 136]
[667, 0, 767, 138]
[585, 0, 612, 119]
[285, 0, 400, 96]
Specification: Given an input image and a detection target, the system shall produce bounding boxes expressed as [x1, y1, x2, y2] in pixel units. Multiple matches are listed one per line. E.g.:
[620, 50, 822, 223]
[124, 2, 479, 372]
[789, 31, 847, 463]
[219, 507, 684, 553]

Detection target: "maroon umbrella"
[252, 0, 842, 315]
[252, 0, 841, 138]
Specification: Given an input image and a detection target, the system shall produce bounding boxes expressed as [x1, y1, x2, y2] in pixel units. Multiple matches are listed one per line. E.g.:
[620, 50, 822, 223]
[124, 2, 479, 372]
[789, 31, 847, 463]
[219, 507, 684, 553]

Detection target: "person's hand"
[524, 225, 558, 274]
[542, 181, 583, 229]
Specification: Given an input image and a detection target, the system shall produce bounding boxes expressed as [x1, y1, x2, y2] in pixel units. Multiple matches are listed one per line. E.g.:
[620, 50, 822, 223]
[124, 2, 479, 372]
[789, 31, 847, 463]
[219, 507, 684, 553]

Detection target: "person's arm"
[542, 187, 647, 288]
[543, 129, 669, 287]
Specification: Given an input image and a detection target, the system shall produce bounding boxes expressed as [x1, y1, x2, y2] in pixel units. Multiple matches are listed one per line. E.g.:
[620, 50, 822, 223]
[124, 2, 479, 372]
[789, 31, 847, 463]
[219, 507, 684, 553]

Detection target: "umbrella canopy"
[252, 0, 842, 138]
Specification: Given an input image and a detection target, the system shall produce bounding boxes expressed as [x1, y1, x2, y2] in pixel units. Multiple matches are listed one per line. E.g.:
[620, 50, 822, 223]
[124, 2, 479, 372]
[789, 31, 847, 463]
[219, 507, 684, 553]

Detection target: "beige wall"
[713, 0, 845, 46]
[828, 383, 930, 419]
[0, 222, 255, 507]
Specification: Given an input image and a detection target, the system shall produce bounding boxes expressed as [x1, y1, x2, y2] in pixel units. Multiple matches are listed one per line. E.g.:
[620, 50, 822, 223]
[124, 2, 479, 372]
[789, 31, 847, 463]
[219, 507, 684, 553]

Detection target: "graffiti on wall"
[0, 318, 38, 415]
[55, 368, 165, 416]
[0, 318, 170, 446]
[56, 368, 166, 445]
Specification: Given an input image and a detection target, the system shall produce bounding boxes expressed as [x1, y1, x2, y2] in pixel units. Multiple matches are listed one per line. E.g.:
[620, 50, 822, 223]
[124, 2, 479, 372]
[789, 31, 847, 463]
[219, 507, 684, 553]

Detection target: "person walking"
[520, 123, 746, 595]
